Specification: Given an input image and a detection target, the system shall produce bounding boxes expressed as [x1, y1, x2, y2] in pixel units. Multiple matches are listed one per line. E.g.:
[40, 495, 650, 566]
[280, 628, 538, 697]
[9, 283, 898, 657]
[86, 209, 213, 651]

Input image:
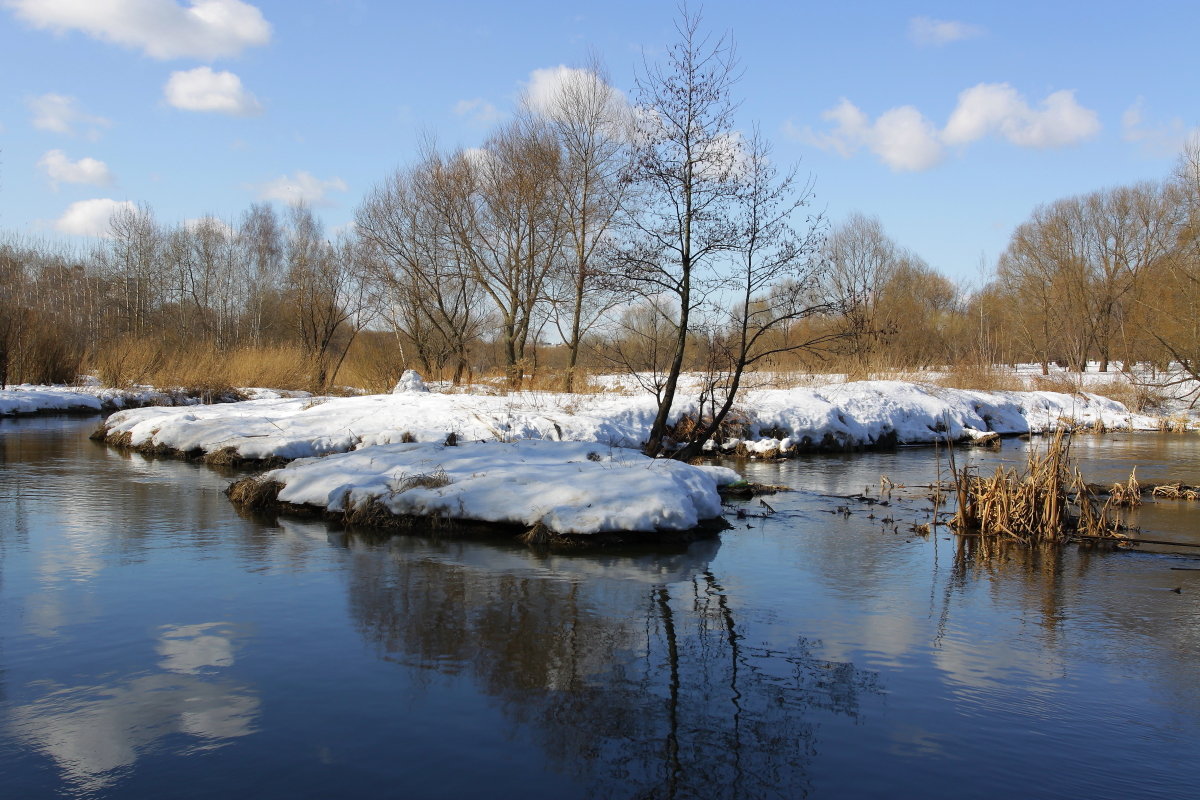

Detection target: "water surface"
[2, 418, 1198, 798]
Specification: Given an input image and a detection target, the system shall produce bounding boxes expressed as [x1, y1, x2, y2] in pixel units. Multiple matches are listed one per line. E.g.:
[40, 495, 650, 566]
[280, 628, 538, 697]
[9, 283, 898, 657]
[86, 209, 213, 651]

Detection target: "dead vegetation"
[1108, 468, 1142, 508]
[389, 468, 450, 493]
[225, 475, 284, 512]
[1151, 483, 1200, 501]
[948, 431, 1129, 543]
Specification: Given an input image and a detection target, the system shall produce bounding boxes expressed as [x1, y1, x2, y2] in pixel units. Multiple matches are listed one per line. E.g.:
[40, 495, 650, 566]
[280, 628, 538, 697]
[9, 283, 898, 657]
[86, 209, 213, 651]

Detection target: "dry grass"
[949, 431, 1126, 543]
[337, 335, 407, 394]
[1029, 373, 1083, 395]
[932, 363, 1025, 393]
[1158, 414, 1192, 433]
[225, 475, 284, 511]
[1108, 468, 1141, 508]
[91, 338, 311, 393]
[389, 468, 451, 493]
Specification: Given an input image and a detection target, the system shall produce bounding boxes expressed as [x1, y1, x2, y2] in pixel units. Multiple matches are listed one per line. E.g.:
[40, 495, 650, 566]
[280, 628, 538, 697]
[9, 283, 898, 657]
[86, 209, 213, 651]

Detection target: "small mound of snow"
[391, 370, 429, 394]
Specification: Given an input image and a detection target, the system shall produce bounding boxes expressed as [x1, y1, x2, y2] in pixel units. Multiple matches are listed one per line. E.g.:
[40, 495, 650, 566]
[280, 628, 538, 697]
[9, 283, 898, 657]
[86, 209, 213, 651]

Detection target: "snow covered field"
[97, 378, 1166, 464]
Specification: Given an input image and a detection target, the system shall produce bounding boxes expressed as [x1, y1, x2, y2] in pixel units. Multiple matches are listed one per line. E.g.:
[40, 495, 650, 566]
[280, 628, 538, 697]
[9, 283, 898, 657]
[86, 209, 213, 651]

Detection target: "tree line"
[3, 10, 1199, 425]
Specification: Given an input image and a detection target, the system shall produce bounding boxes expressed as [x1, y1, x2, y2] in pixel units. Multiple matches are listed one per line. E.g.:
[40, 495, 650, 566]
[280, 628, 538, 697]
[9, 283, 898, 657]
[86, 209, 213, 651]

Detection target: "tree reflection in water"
[340, 533, 881, 799]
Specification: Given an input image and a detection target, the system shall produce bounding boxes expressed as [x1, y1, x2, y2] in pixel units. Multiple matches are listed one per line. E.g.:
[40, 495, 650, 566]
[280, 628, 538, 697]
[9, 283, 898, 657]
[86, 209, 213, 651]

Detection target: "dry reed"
[1108, 468, 1141, 508]
[1151, 483, 1200, 501]
[948, 430, 1127, 543]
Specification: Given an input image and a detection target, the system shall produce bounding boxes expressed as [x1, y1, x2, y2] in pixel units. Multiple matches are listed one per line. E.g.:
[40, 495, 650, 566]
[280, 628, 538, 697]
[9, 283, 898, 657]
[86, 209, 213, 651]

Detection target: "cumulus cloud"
[788, 99, 944, 172]
[792, 83, 1100, 171]
[523, 65, 628, 116]
[253, 171, 347, 206]
[28, 93, 111, 137]
[942, 83, 1100, 148]
[38, 149, 115, 188]
[908, 16, 984, 46]
[453, 98, 503, 126]
[54, 198, 136, 237]
[164, 67, 261, 115]
[5, 0, 271, 60]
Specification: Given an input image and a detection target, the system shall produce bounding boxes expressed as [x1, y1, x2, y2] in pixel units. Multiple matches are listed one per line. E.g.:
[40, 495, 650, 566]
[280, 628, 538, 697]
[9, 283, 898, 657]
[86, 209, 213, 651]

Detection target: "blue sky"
[2, 0, 1197, 284]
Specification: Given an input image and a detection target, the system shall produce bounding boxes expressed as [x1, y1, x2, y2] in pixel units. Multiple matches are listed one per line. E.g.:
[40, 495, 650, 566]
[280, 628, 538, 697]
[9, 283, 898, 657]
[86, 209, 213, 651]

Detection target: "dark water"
[2, 418, 1198, 799]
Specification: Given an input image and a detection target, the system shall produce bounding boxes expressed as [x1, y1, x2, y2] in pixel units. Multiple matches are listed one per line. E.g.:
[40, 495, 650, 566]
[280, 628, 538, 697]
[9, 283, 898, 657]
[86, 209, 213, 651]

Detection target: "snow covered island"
[227, 440, 740, 545]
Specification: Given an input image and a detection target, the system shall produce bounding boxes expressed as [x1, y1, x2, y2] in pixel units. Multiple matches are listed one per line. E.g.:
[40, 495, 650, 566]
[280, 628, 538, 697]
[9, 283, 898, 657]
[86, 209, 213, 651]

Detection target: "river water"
[1, 417, 1198, 799]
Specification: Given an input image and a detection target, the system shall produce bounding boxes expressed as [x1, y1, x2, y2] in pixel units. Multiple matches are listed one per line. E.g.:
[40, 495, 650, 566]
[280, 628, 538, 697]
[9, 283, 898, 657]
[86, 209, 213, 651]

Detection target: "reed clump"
[949, 431, 1127, 543]
[1108, 469, 1141, 508]
[1151, 483, 1199, 501]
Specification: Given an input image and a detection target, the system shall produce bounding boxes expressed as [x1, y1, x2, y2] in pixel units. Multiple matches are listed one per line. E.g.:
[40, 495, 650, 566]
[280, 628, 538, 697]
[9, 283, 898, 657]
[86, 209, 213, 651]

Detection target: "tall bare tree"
[531, 59, 632, 390]
[673, 129, 833, 460]
[619, 8, 744, 455]
[450, 120, 567, 387]
[357, 147, 487, 382]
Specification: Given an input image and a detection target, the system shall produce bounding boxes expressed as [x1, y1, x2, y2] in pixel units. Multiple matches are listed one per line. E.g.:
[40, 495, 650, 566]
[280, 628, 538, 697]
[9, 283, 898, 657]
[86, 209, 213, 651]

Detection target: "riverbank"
[0, 383, 307, 417]
[94, 379, 1168, 466]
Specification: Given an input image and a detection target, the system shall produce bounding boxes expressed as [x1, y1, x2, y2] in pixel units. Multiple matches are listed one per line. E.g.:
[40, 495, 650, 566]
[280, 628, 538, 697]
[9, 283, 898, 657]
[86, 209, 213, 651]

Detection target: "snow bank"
[737, 380, 1158, 451]
[98, 379, 1163, 462]
[0, 384, 203, 416]
[250, 440, 739, 535]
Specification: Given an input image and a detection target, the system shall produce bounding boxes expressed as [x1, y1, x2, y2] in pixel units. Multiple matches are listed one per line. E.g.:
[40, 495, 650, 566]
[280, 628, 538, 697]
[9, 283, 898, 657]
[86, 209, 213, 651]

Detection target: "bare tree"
[672, 129, 833, 461]
[531, 58, 632, 391]
[449, 120, 567, 387]
[619, 7, 744, 455]
[238, 202, 284, 346]
[105, 203, 164, 338]
[820, 213, 898, 370]
[357, 147, 487, 382]
[285, 205, 373, 391]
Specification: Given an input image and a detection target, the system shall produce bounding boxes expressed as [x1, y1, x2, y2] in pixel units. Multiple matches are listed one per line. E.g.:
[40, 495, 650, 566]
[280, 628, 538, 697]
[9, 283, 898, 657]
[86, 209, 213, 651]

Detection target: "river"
[1, 416, 1198, 799]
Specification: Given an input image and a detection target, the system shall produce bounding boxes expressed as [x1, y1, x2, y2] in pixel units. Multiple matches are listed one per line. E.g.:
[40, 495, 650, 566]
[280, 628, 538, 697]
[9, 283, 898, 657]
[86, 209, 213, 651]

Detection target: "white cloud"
[788, 98, 944, 172]
[459, 146, 497, 171]
[943, 83, 1099, 148]
[28, 93, 111, 137]
[164, 67, 261, 115]
[453, 97, 502, 125]
[792, 83, 1099, 171]
[6, 0, 271, 59]
[524, 65, 627, 115]
[253, 171, 347, 206]
[54, 198, 136, 237]
[183, 216, 234, 237]
[908, 16, 984, 47]
[1121, 98, 1194, 156]
[38, 149, 115, 188]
